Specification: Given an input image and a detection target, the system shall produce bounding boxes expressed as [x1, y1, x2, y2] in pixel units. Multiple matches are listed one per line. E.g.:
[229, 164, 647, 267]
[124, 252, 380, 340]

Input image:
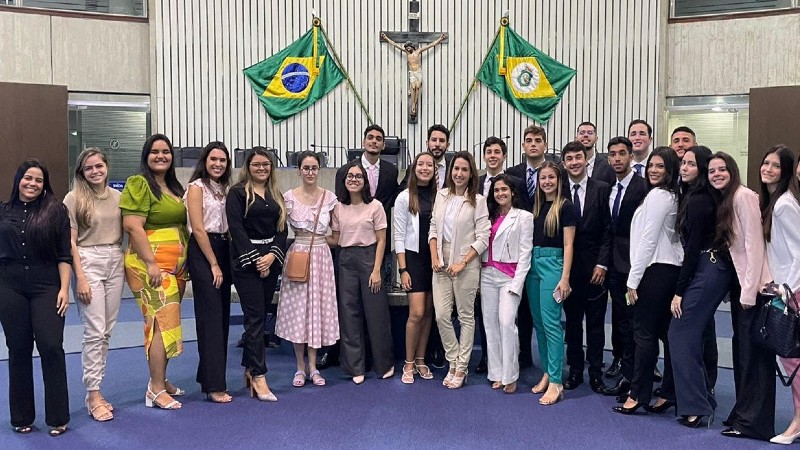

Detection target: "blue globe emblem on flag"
[510, 62, 540, 94]
[281, 62, 311, 93]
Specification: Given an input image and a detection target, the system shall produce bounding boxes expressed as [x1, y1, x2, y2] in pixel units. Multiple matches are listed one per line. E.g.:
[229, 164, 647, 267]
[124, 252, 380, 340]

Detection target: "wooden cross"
[381, 0, 448, 124]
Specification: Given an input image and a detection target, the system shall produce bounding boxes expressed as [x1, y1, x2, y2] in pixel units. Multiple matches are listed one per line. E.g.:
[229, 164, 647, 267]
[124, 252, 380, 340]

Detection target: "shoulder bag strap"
[308, 190, 326, 248]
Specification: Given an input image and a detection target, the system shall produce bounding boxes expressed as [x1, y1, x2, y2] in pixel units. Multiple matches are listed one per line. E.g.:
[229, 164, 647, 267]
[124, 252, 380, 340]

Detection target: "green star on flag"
[244, 23, 344, 123]
[477, 22, 576, 123]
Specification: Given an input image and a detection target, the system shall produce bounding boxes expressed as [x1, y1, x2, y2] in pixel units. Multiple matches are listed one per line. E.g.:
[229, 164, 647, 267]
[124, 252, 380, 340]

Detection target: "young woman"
[704, 151, 774, 439]
[227, 148, 286, 402]
[759, 145, 800, 444]
[668, 146, 732, 423]
[276, 151, 338, 388]
[120, 134, 188, 410]
[330, 162, 394, 384]
[481, 174, 533, 394]
[185, 142, 233, 403]
[527, 161, 576, 405]
[429, 151, 490, 389]
[64, 149, 123, 422]
[394, 152, 437, 384]
[615, 147, 683, 417]
[0, 159, 72, 436]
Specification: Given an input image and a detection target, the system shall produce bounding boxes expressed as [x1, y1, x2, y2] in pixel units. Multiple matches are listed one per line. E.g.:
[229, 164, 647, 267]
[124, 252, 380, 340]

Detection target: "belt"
[207, 233, 228, 241]
[533, 247, 564, 257]
[250, 237, 274, 245]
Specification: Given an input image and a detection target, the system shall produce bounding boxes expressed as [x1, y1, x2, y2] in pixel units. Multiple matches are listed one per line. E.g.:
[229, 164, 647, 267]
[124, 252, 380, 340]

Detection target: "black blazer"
[592, 154, 617, 186]
[335, 160, 400, 253]
[506, 160, 557, 212]
[478, 173, 529, 211]
[568, 178, 612, 285]
[609, 174, 648, 274]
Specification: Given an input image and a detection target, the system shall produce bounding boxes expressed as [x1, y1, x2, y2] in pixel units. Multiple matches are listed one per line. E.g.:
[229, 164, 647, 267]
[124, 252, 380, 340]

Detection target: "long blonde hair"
[70, 148, 109, 229]
[236, 148, 286, 231]
[533, 162, 567, 238]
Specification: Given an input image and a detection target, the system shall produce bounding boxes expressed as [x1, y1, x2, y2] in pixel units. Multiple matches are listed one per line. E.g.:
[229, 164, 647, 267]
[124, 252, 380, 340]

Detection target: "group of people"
[1, 121, 799, 444]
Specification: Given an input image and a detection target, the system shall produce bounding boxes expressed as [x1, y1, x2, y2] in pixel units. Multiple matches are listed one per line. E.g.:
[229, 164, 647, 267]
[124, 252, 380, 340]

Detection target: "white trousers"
[480, 266, 521, 385]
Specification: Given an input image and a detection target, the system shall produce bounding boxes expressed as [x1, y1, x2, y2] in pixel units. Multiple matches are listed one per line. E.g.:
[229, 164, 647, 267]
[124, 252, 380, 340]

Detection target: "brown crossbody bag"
[284, 192, 325, 283]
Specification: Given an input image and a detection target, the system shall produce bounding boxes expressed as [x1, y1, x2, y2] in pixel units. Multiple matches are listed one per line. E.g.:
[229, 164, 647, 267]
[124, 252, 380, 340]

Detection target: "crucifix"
[381, 0, 448, 124]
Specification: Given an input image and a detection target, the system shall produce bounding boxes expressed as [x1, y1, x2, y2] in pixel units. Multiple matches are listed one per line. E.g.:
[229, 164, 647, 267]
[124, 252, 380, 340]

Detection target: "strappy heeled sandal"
[401, 361, 416, 384]
[447, 370, 468, 389]
[86, 399, 114, 421]
[145, 384, 181, 410]
[164, 379, 185, 396]
[414, 357, 434, 380]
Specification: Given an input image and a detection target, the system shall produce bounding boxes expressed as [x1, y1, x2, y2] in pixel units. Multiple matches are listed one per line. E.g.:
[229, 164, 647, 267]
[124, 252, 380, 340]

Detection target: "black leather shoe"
[236, 332, 246, 348]
[678, 416, 705, 428]
[589, 375, 606, 393]
[601, 377, 630, 396]
[653, 367, 663, 382]
[612, 402, 643, 415]
[604, 358, 622, 378]
[616, 393, 629, 403]
[644, 400, 676, 414]
[721, 427, 744, 438]
[475, 358, 487, 374]
[563, 372, 584, 390]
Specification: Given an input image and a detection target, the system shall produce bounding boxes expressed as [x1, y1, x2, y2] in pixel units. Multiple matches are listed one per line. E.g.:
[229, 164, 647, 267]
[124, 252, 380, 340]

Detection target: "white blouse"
[627, 188, 684, 290]
[185, 178, 228, 234]
[767, 192, 800, 293]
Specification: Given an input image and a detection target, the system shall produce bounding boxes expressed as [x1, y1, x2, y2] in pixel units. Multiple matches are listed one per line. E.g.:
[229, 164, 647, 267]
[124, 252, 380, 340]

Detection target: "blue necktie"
[612, 183, 624, 224]
[527, 168, 536, 198]
[573, 184, 582, 219]
[634, 164, 644, 177]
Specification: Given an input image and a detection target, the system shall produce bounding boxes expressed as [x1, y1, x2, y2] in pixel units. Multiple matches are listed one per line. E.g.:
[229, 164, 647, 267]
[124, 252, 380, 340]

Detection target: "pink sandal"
[308, 370, 326, 386]
[292, 370, 306, 388]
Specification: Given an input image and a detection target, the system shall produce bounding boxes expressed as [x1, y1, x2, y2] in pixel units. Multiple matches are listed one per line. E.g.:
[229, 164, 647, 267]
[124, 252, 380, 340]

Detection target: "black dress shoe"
[236, 332, 246, 348]
[612, 402, 643, 415]
[563, 373, 584, 390]
[475, 358, 487, 374]
[605, 358, 622, 378]
[678, 416, 705, 428]
[600, 377, 630, 396]
[720, 427, 744, 438]
[644, 400, 676, 414]
[653, 367, 663, 382]
[589, 375, 606, 393]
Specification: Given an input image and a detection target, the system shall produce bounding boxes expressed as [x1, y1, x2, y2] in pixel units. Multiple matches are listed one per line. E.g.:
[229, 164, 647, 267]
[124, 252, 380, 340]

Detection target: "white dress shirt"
[627, 188, 684, 289]
[608, 170, 635, 215]
[483, 170, 504, 197]
[586, 153, 596, 177]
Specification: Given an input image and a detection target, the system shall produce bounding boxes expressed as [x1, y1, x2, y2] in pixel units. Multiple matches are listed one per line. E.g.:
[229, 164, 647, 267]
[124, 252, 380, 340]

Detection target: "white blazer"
[393, 189, 421, 254]
[767, 192, 800, 293]
[429, 189, 490, 264]
[480, 207, 534, 295]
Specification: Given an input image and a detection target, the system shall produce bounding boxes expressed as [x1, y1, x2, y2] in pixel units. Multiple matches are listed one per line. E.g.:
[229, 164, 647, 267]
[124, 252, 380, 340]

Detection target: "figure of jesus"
[381, 32, 446, 120]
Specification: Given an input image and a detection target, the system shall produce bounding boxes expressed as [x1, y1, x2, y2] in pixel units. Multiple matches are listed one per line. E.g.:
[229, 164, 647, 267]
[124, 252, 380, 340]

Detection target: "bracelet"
[398, 267, 407, 274]
[460, 260, 468, 265]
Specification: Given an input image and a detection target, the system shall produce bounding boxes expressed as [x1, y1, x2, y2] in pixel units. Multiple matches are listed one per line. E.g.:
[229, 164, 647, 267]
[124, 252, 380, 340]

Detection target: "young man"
[401, 124, 451, 191]
[599, 137, 648, 399]
[560, 141, 612, 393]
[670, 126, 696, 159]
[627, 119, 653, 178]
[506, 125, 556, 208]
[575, 121, 615, 185]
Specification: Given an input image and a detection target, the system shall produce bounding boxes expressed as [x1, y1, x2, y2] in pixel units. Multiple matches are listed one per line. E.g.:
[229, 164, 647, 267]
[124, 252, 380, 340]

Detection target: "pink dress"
[275, 189, 339, 348]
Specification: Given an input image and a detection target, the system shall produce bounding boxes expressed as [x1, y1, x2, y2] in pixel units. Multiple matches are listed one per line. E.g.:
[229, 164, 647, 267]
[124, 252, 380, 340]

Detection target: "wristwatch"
[398, 267, 408, 274]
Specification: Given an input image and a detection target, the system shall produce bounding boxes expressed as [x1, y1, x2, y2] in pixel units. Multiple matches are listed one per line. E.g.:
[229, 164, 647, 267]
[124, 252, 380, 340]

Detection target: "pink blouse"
[185, 179, 228, 234]
[483, 214, 517, 277]
[331, 200, 387, 247]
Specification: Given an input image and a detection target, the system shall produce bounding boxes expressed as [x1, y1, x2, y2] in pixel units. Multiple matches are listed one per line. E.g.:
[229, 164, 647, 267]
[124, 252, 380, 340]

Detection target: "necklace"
[94, 187, 110, 200]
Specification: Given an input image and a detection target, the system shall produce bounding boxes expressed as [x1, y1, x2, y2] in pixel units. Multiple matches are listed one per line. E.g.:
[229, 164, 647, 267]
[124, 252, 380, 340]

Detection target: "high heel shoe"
[86, 399, 114, 421]
[612, 402, 643, 415]
[770, 430, 800, 444]
[447, 370, 468, 389]
[145, 384, 181, 410]
[352, 375, 366, 385]
[443, 368, 456, 387]
[414, 357, 434, 380]
[402, 361, 416, 384]
[248, 373, 277, 402]
[539, 384, 564, 406]
[644, 399, 676, 414]
[381, 367, 395, 379]
[48, 425, 68, 437]
[12, 424, 33, 434]
[164, 379, 185, 396]
[678, 415, 708, 429]
[206, 392, 233, 403]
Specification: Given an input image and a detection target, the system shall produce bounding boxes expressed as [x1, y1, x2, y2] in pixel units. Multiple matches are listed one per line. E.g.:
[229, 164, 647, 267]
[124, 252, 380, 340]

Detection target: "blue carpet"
[0, 329, 790, 450]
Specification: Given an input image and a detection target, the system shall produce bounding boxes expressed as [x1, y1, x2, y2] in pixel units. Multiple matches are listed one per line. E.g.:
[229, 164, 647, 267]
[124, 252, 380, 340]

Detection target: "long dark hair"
[646, 146, 680, 194]
[677, 145, 713, 233]
[9, 159, 67, 259]
[337, 161, 373, 205]
[139, 133, 184, 199]
[487, 174, 523, 222]
[708, 152, 742, 250]
[407, 152, 435, 215]
[760, 145, 800, 242]
[445, 151, 479, 207]
[188, 141, 232, 188]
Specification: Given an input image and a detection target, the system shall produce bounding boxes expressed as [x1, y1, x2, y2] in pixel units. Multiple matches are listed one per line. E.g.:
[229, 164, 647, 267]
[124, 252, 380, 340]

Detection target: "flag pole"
[315, 16, 374, 124]
[449, 15, 508, 133]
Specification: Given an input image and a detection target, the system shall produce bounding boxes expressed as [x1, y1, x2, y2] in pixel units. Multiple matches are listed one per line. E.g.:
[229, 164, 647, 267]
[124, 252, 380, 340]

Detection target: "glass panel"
[666, 95, 750, 184]
[19, 0, 146, 17]
[672, 0, 794, 18]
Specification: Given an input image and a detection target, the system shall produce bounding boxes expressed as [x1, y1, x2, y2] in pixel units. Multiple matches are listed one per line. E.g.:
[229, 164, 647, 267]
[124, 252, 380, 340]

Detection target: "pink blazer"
[728, 186, 772, 305]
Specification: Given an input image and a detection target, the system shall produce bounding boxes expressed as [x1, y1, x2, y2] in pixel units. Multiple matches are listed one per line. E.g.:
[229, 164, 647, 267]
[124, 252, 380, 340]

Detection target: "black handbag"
[752, 284, 800, 386]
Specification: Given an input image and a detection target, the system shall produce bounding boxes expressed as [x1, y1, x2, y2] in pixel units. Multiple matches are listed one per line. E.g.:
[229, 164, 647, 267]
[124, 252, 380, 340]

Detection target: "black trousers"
[187, 235, 232, 393]
[0, 263, 69, 427]
[474, 293, 488, 362]
[608, 269, 635, 380]
[232, 245, 280, 377]
[725, 285, 776, 440]
[564, 279, 607, 377]
[517, 286, 534, 364]
[669, 254, 732, 416]
[629, 263, 680, 405]
[337, 245, 394, 376]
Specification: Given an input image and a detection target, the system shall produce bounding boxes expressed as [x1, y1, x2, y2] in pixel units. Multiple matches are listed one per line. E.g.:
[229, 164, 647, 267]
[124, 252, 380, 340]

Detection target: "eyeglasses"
[301, 166, 320, 174]
[250, 162, 271, 169]
[345, 173, 364, 180]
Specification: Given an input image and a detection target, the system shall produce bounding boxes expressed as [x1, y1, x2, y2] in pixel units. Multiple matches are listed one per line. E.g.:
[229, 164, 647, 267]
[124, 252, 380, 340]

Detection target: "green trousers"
[526, 247, 565, 384]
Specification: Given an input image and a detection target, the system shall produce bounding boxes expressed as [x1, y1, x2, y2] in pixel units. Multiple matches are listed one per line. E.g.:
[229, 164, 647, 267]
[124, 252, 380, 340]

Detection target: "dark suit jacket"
[591, 153, 617, 186]
[478, 173, 529, 211]
[609, 174, 648, 274]
[335, 160, 400, 254]
[569, 178, 612, 287]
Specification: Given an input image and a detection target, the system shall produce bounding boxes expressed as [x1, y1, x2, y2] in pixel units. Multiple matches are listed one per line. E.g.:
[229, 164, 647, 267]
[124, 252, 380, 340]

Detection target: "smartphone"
[553, 289, 563, 304]
[763, 282, 781, 296]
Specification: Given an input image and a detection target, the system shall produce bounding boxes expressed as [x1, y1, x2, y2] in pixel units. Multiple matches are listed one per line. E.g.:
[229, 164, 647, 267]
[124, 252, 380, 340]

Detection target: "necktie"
[527, 168, 536, 198]
[486, 176, 495, 197]
[634, 163, 644, 177]
[573, 184, 582, 219]
[368, 165, 378, 197]
[612, 183, 624, 224]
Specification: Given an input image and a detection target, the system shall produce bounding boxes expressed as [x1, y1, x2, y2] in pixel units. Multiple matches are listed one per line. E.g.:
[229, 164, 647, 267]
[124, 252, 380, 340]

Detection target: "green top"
[120, 175, 187, 230]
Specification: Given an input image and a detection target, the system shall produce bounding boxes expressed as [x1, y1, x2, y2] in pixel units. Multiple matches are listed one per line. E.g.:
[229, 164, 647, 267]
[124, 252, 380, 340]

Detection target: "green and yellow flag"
[477, 22, 576, 123]
[244, 23, 344, 123]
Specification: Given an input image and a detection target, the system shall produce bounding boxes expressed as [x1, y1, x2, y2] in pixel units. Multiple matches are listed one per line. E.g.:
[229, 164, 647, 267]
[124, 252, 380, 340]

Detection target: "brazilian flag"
[477, 22, 576, 123]
[244, 23, 344, 123]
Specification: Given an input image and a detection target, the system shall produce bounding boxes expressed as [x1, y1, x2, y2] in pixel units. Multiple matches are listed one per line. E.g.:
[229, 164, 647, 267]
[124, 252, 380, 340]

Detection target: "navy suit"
[591, 153, 617, 186]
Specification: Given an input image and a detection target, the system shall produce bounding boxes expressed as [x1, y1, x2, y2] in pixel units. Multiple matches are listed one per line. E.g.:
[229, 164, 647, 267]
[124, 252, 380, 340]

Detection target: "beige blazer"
[429, 189, 490, 265]
[729, 186, 772, 305]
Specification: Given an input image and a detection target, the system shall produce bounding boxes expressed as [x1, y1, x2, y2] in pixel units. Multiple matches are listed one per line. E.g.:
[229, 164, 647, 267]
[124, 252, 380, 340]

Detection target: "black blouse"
[0, 198, 72, 266]
[675, 189, 718, 296]
[533, 200, 579, 248]
[225, 184, 288, 272]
